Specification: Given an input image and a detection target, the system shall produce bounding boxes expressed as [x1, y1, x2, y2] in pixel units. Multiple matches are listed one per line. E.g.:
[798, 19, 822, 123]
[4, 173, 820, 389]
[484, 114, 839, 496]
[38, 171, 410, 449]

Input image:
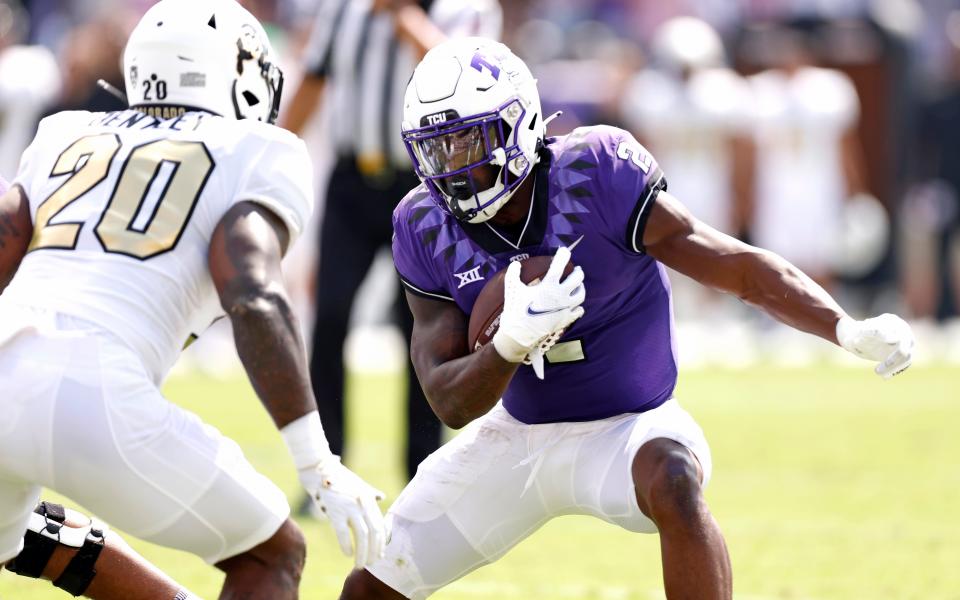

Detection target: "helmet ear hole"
[528, 113, 538, 131]
[207, 14, 216, 29]
[242, 90, 260, 106]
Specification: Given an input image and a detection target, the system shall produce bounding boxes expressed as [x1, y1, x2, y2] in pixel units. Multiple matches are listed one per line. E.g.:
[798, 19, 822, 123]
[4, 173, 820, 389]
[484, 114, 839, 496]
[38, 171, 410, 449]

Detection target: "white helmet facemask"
[123, 0, 283, 123]
[402, 38, 544, 223]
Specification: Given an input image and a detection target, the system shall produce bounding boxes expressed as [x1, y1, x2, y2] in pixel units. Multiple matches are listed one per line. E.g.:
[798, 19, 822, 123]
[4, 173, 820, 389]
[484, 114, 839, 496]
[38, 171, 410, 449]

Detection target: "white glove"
[297, 457, 387, 568]
[836, 314, 915, 379]
[524, 328, 566, 380]
[493, 246, 586, 365]
[281, 412, 386, 568]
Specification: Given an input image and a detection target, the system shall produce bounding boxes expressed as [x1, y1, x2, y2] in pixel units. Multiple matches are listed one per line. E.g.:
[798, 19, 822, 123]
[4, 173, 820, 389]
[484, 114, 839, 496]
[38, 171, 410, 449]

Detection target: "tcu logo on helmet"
[470, 52, 501, 80]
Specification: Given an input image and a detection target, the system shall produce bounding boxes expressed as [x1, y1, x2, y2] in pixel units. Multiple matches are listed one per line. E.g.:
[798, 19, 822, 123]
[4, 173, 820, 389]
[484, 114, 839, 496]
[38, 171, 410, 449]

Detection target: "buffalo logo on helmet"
[235, 24, 264, 75]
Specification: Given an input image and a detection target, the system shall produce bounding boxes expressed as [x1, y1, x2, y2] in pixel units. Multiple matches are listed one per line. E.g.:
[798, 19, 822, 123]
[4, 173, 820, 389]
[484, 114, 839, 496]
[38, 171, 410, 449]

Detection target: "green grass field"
[1, 365, 957, 599]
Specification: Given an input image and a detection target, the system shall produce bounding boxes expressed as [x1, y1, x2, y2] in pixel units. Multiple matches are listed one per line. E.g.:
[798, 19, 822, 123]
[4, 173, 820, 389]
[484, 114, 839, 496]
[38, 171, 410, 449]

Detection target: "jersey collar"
[461, 147, 552, 256]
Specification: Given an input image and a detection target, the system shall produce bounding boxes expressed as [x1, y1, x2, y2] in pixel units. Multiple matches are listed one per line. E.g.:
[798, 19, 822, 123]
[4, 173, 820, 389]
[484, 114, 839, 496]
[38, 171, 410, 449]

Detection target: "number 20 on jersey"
[30, 134, 214, 260]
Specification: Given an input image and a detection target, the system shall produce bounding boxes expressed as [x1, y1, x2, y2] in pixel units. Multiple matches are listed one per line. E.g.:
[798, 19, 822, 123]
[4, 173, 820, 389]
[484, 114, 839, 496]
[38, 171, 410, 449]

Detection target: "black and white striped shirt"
[302, 0, 502, 173]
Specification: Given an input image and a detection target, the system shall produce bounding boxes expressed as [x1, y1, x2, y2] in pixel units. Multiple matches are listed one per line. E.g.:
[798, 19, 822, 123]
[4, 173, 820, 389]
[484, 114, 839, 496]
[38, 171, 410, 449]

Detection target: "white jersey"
[621, 68, 752, 234]
[3, 109, 314, 384]
[0, 44, 60, 177]
[748, 67, 859, 272]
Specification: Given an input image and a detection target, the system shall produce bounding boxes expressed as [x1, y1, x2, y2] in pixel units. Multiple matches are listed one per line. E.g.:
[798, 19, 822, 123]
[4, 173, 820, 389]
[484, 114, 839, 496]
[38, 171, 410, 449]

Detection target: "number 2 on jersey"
[29, 133, 214, 259]
[616, 140, 653, 174]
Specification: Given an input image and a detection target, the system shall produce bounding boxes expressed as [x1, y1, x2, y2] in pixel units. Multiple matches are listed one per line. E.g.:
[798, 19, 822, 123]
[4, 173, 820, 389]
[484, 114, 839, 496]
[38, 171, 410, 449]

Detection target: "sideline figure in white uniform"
[748, 30, 869, 283]
[620, 17, 754, 322]
[621, 17, 753, 237]
[0, 1, 385, 598]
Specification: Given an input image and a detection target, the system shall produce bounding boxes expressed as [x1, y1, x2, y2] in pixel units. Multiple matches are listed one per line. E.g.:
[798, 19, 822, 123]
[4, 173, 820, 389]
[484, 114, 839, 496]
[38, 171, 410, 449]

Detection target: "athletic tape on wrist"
[492, 331, 529, 362]
[280, 411, 333, 471]
[835, 315, 857, 352]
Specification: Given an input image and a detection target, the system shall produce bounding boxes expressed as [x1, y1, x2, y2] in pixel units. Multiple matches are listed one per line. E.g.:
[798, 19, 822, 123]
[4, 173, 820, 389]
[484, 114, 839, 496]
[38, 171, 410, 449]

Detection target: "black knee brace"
[5, 501, 107, 597]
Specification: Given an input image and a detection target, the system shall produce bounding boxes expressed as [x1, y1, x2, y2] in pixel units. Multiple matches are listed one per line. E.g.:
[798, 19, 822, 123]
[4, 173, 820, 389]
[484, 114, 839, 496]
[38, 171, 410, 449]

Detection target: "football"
[467, 255, 576, 352]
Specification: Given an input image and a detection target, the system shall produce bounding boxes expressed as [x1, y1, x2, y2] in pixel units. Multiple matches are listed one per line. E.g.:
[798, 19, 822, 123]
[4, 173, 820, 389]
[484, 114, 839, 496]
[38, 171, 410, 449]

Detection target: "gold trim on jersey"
[30, 134, 216, 260]
[96, 139, 214, 259]
[30, 134, 121, 252]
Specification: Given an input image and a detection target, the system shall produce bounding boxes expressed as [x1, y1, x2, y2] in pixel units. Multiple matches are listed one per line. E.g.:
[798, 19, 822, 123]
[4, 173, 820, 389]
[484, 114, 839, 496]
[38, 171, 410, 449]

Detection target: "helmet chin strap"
[543, 110, 563, 128]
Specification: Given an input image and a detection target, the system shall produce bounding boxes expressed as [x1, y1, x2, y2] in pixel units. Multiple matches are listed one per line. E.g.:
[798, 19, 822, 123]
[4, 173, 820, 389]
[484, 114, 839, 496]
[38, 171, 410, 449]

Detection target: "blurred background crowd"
[2, 0, 959, 372]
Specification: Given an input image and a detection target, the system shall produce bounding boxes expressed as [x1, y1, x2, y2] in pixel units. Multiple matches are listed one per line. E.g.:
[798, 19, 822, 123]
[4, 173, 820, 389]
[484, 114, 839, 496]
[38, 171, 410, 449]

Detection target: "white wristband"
[280, 411, 334, 471]
[492, 330, 529, 362]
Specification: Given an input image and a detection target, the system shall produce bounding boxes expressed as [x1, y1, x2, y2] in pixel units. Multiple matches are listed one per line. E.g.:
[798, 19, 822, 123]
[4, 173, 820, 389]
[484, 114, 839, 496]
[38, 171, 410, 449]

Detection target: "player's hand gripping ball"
[468, 247, 585, 377]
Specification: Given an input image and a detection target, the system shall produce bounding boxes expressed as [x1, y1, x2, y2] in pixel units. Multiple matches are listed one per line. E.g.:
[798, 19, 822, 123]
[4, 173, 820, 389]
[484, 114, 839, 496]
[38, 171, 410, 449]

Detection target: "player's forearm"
[0, 186, 32, 293]
[394, 5, 446, 59]
[226, 284, 316, 429]
[0, 212, 24, 290]
[736, 248, 845, 344]
[418, 344, 518, 429]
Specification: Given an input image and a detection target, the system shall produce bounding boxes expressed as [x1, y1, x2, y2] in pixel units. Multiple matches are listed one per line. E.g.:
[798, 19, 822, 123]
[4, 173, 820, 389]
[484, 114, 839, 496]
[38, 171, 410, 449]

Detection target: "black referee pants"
[309, 157, 442, 481]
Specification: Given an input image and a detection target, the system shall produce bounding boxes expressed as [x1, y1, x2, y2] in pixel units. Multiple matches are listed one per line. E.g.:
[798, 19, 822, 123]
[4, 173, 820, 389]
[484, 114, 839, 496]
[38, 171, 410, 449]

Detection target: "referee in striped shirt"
[281, 0, 502, 486]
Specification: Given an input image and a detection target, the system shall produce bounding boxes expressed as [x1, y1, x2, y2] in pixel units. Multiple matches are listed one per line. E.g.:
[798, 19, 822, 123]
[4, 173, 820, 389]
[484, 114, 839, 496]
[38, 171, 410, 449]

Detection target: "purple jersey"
[393, 125, 676, 424]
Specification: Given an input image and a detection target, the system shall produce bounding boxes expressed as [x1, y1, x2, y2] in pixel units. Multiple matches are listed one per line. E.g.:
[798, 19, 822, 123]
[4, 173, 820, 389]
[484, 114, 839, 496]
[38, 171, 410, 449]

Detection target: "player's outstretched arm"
[209, 202, 310, 428]
[0, 184, 33, 293]
[209, 202, 386, 568]
[406, 291, 519, 429]
[643, 191, 913, 378]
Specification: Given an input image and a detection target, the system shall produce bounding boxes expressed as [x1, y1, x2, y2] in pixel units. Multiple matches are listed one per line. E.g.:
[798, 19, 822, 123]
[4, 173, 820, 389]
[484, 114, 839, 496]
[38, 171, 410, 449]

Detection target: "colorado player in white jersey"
[0, 1, 385, 598]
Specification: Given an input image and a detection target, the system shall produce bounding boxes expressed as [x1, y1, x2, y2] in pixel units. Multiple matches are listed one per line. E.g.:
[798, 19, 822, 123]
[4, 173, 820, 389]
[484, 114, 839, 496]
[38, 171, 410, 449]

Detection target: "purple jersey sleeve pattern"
[579, 125, 667, 254]
[393, 186, 478, 303]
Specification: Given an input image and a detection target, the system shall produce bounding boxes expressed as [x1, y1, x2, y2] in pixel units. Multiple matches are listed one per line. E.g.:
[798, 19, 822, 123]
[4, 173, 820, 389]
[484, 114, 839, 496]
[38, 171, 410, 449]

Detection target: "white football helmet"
[123, 0, 283, 123]
[402, 37, 543, 223]
[651, 17, 725, 74]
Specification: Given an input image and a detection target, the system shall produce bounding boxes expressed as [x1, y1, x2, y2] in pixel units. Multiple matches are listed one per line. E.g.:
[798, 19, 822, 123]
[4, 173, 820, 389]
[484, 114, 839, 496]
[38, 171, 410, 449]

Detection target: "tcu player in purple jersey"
[340, 38, 915, 599]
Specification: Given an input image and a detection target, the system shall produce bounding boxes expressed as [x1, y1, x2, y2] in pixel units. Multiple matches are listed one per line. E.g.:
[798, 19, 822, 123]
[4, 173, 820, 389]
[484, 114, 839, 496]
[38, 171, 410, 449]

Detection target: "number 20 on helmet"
[123, 0, 283, 124]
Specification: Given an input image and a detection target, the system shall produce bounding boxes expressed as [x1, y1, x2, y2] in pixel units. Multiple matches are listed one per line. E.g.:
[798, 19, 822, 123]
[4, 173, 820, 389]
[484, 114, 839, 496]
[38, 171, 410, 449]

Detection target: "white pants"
[367, 399, 712, 599]
[0, 309, 289, 564]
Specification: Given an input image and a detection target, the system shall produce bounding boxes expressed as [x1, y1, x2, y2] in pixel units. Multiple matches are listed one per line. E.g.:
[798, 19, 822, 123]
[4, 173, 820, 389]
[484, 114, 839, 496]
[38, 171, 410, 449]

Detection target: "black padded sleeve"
[4, 502, 67, 578]
[52, 528, 105, 597]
